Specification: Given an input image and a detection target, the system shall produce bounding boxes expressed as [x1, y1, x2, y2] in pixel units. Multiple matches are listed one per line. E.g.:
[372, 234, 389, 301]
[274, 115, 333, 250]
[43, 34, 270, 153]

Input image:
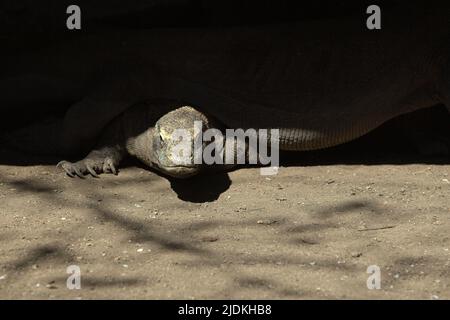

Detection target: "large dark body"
[1, 7, 449, 153]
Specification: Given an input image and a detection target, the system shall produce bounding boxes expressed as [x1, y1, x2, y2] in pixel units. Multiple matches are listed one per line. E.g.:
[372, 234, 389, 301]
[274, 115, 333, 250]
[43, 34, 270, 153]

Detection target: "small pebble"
[257, 219, 277, 225]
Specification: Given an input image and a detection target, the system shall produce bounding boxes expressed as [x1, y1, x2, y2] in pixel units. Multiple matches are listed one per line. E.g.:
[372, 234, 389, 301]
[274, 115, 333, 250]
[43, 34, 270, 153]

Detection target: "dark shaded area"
[313, 200, 381, 216]
[169, 172, 231, 202]
[0, 0, 425, 129]
[53, 276, 143, 288]
[0, 0, 409, 34]
[128, 159, 232, 202]
[1, 1, 447, 124]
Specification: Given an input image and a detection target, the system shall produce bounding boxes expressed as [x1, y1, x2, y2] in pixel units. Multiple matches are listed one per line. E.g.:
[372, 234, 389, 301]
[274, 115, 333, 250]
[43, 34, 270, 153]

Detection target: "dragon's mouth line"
[153, 159, 199, 170]
[157, 165, 200, 178]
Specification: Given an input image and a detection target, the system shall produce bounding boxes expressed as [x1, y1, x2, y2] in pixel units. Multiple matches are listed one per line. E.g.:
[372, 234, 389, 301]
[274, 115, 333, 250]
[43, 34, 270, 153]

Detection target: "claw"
[56, 160, 67, 169]
[57, 158, 117, 178]
[86, 165, 99, 178]
[57, 161, 75, 178]
[64, 169, 76, 178]
[103, 159, 117, 175]
[57, 160, 86, 178]
[102, 162, 110, 174]
[109, 163, 117, 175]
[74, 167, 86, 178]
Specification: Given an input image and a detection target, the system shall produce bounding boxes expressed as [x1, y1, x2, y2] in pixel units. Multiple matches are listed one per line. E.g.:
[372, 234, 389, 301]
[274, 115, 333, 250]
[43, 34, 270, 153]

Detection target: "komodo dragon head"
[150, 106, 211, 178]
[56, 105, 217, 179]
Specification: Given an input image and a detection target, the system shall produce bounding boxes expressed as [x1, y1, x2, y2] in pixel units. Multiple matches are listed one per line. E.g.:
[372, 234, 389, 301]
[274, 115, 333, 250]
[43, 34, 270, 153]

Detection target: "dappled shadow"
[78, 277, 142, 288]
[0, 172, 210, 257]
[6, 178, 56, 194]
[51, 276, 143, 288]
[77, 201, 210, 256]
[0, 157, 448, 298]
[6, 244, 74, 271]
[310, 199, 384, 217]
[177, 253, 357, 272]
[232, 276, 306, 298]
[194, 273, 311, 298]
[378, 255, 445, 289]
[0, 173, 360, 297]
[236, 276, 273, 289]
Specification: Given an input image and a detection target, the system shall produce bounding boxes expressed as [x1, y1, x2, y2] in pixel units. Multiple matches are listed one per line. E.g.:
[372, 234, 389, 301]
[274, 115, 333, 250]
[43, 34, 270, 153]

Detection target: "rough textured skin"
[2, 6, 450, 177]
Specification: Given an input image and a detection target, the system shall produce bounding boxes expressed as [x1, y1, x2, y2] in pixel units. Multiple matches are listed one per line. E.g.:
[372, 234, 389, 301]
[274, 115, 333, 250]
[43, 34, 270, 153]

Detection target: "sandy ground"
[0, 140, 449, 300]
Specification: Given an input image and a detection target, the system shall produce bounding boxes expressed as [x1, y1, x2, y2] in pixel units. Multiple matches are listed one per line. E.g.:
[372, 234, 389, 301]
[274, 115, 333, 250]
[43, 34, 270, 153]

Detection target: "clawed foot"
[57, 156, 118, 178]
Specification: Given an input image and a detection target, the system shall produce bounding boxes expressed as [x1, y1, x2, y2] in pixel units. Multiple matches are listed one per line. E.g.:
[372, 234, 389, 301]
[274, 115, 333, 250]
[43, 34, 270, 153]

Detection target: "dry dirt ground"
[0, 140, 449, 300]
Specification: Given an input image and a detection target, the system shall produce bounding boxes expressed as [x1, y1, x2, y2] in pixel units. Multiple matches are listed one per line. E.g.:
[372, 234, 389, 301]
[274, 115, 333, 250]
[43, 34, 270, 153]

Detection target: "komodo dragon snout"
[151, 106, 210, 178]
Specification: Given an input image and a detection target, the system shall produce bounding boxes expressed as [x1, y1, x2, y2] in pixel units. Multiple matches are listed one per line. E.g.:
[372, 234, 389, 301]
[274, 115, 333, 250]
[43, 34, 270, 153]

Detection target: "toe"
[86, 165, 99, 178]
[72, 166, 86, 179]
[57, 161, 75, 178]
[64, 168, 76, 178]
[103, 159, 117, 175]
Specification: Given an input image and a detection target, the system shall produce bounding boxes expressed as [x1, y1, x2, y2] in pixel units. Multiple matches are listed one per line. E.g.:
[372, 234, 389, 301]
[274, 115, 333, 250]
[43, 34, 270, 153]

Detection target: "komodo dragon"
[2, 6, 450, 178]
